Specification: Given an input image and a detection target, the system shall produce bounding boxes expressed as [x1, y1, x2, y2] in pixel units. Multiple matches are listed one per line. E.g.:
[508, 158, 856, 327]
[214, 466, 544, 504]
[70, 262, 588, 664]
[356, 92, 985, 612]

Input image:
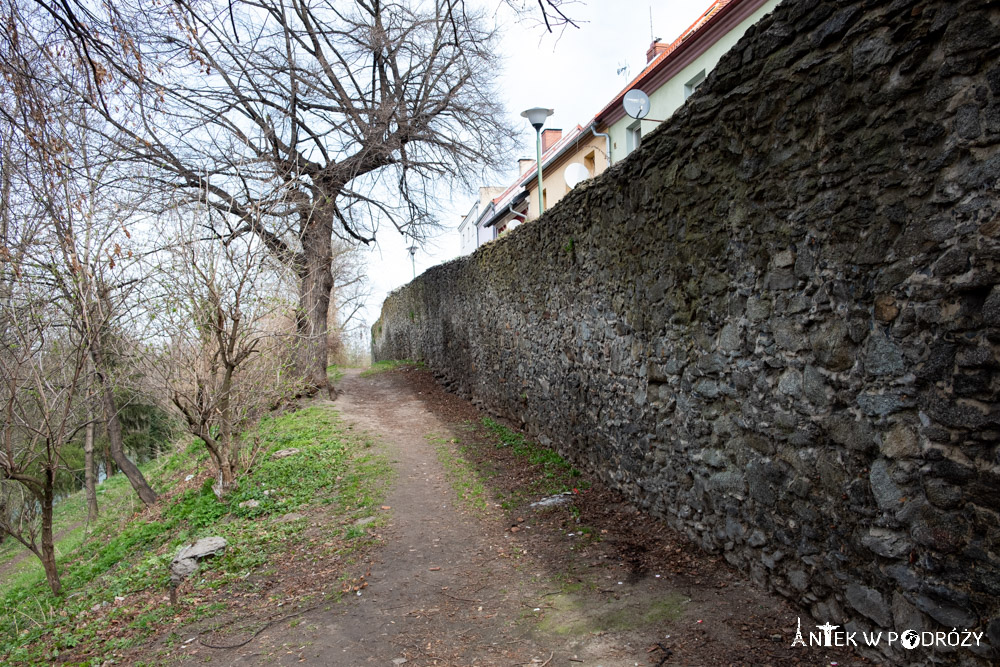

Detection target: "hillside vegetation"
[0, 404, 390, 666]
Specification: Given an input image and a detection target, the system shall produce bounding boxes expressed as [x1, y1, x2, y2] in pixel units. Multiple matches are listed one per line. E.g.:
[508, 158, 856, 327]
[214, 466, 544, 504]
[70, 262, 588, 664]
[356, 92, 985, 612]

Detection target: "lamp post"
[521, 107, 554, 218]
[407, 243, 418, 279]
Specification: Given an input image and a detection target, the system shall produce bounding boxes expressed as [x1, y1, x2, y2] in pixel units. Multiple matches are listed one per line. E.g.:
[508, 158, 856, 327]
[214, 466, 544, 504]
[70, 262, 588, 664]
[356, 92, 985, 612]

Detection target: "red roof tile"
[594, 0, 745, 125]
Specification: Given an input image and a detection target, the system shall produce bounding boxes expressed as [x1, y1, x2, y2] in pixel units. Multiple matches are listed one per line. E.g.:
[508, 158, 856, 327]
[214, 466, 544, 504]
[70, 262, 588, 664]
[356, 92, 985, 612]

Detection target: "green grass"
[0, 463, 153, 596]
[482, 418, 585, 496]
[431, 436, 490, 515]
[360, 359, 424, 377]
[0, 404, 390, 665]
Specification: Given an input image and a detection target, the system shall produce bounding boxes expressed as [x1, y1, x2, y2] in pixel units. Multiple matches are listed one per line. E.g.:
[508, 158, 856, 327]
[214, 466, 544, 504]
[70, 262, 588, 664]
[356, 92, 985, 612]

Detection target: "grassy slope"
[359, 359, 423, 377]
[0, 489, 93, 593]
[0, 403, 390, 666]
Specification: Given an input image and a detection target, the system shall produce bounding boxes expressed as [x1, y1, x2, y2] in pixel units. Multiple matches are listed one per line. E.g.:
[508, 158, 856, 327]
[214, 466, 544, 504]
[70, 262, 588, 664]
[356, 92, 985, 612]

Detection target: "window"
[626, 121, 642, 155]
[684, 69, 706, 100]
[584, 150, 596, 175]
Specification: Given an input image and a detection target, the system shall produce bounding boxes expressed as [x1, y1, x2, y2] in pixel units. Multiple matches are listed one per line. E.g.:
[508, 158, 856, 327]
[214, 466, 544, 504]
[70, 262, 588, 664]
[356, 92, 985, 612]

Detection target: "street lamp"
[521, 107, 554, 218]
[407, 243, 418, 279]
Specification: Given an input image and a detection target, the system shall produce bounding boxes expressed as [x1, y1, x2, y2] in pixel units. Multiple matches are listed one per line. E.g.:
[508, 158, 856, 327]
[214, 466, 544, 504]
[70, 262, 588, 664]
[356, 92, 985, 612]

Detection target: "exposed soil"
[147, 367, 872, 666]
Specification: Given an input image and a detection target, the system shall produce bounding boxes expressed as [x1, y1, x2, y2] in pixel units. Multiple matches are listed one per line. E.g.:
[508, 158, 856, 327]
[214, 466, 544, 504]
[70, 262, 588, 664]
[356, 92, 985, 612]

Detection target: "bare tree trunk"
[40, 471, 60, 596]
[212, 367, 238, 497]
[91, 344, 158, 506]
[84, 416, 99, 525]
[103, 445, 115, 480]
[298, 217, 337, 399]
[214, 458, 236, 498]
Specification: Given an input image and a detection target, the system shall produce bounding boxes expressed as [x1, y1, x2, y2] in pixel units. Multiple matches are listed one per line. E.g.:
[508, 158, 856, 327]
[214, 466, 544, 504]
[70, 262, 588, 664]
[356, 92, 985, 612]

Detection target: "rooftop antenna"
[649, 6, 654, 42]
[616, 60, 630, 80]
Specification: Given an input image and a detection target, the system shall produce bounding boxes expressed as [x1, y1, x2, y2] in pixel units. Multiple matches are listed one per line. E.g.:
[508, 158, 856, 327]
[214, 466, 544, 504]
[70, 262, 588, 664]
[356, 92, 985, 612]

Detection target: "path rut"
[224, 368, 553, 666]
[202, 367, 866, 667]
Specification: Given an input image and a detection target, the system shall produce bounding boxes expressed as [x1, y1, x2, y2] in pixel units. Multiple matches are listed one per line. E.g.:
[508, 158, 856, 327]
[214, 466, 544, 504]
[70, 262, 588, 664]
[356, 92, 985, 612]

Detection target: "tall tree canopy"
[57, 0, 518, 397]
[2, 0, 161, 508]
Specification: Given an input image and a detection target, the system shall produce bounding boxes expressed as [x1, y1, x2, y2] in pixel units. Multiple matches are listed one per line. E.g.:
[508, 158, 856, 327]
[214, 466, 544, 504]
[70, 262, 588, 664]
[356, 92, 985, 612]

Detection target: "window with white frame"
[626, 121, 642, 155]
[684, 69, 706, 100]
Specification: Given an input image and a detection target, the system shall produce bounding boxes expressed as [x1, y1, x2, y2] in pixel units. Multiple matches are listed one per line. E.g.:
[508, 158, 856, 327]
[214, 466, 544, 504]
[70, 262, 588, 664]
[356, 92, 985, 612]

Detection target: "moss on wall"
[374, 1, 1000, 661]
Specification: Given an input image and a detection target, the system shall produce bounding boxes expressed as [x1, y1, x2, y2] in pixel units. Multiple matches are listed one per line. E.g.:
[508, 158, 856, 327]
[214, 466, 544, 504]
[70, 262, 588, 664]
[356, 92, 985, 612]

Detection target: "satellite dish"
[623, 89, 650, 120]
[564, 163, 590, 189]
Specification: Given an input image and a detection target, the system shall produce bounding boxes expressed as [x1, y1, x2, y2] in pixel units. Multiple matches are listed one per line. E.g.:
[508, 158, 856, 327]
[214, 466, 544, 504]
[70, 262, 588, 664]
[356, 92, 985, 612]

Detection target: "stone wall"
[373, 0, 1000, 662]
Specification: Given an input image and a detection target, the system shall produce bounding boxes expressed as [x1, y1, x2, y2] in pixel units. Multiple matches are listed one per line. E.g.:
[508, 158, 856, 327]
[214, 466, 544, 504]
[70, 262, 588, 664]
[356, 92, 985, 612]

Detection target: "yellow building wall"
[524, 133, 609, 221]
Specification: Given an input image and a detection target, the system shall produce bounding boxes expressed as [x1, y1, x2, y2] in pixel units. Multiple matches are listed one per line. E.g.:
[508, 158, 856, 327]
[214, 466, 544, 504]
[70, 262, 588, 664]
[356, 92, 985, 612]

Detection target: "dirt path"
[204, 368, 869, 667]
[224, 368, 553, 666]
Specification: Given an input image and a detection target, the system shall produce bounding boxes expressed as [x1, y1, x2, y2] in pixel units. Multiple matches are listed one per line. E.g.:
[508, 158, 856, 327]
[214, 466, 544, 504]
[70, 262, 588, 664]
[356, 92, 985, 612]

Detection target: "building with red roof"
[458, 0, 780, 255]
[596, 0, 779, 162]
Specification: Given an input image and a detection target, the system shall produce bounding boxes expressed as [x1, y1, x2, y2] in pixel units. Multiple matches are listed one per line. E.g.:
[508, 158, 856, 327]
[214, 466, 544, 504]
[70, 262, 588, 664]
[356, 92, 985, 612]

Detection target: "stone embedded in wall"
[373, 1, 1000, 664]
[880, 423, 919, 459]
[846, 584, 892, 628]
[862, 529, 912, 559]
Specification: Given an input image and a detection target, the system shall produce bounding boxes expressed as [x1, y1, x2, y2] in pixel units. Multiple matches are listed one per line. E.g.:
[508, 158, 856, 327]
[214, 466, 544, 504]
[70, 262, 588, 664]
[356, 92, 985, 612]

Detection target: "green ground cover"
[0, 404, 389, 666]
[360, 359, 424, 377]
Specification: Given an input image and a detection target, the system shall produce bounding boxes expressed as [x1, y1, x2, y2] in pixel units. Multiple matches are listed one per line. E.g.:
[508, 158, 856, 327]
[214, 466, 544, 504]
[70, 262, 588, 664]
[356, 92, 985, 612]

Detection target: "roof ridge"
[594, 0, 738, 122]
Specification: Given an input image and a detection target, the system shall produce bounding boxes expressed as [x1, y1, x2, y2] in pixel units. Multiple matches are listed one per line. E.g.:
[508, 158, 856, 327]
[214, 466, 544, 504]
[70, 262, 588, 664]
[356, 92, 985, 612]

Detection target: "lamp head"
[521, 107, 554, 131]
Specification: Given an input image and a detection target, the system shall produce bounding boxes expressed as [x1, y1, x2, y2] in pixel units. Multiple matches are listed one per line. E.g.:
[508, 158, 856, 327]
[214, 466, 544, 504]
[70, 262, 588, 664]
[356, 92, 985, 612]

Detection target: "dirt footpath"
[217, 367, 870, 666]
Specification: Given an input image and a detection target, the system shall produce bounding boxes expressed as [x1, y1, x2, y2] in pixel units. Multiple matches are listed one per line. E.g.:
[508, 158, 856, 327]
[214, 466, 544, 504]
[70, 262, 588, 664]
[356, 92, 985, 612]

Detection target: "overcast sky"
[357, 1, 716, 337]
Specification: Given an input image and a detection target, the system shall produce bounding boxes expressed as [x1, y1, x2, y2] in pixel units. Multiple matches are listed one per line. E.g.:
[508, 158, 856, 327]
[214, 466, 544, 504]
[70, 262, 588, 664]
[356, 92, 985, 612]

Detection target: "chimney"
[518, 158, 534, 175]
[541, 128, 562, 153]
[646, 40, 668, 63]
[479, 186, 504, 207]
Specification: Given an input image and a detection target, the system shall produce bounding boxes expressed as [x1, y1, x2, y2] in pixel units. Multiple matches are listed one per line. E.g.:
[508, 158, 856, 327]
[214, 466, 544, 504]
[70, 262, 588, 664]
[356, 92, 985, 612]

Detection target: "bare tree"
[0, 203, 91, 595]
[502, 0, 582, 33]
[46, 159, 160, 507]
[148, 210, 297, 496]
[1, 2, 159, 506]
[328, 240, 371, 364]
[0, 17, 88, 587]
[53, 0, 517, 399]
[83, 382, 99, 524]
[9, 0, 573, 404]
